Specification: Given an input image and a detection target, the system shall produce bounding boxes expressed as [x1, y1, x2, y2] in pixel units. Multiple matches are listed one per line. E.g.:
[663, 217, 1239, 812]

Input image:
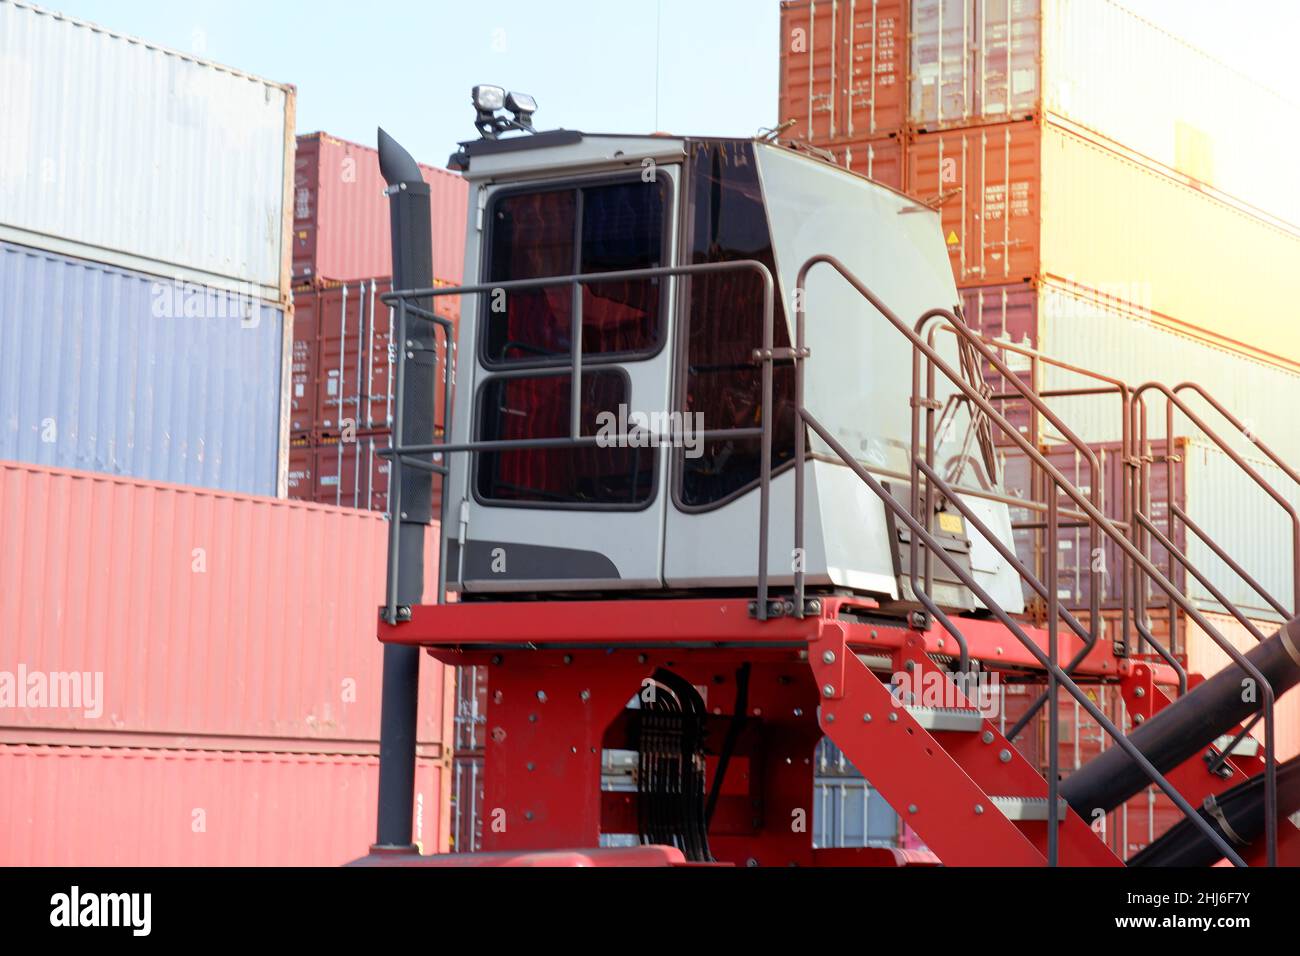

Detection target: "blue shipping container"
[0, 241, 284, 494]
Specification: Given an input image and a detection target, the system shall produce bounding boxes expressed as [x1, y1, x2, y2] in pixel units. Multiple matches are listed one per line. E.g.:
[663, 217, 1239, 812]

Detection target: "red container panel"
[0, 744, 448, 865]
[294, 132, 467, 291]
[295, 279, 456, 437]
[907, 120, 1041, 286]
[286, 437, 313, 500]
[825, 135, 905, 191]
[0, 461, 451, 743]
[778, 0, 907, 142]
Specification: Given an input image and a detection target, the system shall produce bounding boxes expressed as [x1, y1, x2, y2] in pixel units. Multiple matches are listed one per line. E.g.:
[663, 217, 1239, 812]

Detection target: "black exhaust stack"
[373, 128, 435, 852]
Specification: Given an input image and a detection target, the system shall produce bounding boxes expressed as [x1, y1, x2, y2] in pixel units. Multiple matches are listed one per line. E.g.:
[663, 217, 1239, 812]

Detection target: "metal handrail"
[374, 259, 778, 624]
[1133, 382, 1300, 617]
[789, 252, 1276, 866]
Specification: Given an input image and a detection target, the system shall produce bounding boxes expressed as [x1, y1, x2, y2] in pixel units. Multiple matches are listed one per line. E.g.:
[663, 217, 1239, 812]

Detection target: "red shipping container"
[778, 0, 907, 142]
[294, 132, 467, 292]
[0, 744, 448, 865]
[295, 279, 456, 437]
[825, 135, 905, 191]
[290, 299, 319, 434]
[312, 432, 444, 518]
[0, 460, 451, 744]
[286, 436, 313, 499]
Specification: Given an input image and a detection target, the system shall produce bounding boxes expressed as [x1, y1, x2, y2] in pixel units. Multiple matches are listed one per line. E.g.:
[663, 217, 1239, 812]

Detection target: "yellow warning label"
[946, 231, 959, 245]
[938, 512, 964, 534]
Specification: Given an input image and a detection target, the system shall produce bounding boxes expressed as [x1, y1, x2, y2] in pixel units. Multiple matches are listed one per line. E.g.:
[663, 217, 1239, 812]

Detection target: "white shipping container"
[970, 281, 1300, 466]
[909, 0, 1300, 227]
[0, 0, 295, 301]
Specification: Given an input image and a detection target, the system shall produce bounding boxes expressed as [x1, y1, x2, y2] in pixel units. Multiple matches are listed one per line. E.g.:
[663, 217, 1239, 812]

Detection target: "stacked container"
[0, 0, 296, 497]
[778, 0, 909, 189]
[777, 0, 1300, 858]
[0, 461, 454, 864]
[287, 133, 467, 512]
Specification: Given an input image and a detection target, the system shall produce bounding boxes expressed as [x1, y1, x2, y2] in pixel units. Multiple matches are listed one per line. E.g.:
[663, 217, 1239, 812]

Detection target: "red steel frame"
[381, 596, 1191, 866]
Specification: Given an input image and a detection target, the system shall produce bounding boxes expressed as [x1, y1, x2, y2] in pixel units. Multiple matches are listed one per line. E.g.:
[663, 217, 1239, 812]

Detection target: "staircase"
[783, 253, 1300, 866]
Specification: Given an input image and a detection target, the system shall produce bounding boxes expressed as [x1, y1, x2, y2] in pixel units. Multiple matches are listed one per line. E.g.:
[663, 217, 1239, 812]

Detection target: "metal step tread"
[989, 795, 1069, 822]
[904, 705, 985, 732]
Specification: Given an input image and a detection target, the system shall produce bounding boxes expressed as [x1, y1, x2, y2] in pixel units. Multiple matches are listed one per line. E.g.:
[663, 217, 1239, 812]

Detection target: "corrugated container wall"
[777, 0, 907, 141]
[0, 746, 449, 864]
[0, 0, 295, 302]
[1001, 438, 1299, 622]
[908, 0, 1300, 227]
[824, 136, 906, 191]
[0, 460, 452, 745]
[961, 281, 1300, 465]
[910, 119, 1300, 368]
[294, 133, 467, 291]
[0, 242, 286, 495]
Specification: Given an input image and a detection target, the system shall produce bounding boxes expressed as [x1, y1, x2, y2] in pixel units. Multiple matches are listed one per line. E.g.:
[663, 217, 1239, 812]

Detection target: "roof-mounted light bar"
[472, 84, 537, 140]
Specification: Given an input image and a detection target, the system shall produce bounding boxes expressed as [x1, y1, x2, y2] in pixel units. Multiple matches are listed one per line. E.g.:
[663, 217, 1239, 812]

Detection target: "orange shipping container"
[0, 461, 451, 745]
[778, 0, 907, 143]
[0, 744, 448, 865]
[906, 117, 1300, 369]
[824, 135, 906, 191]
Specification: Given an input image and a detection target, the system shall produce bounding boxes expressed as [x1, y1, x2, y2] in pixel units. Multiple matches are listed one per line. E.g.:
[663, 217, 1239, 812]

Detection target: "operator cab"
[440, 115, 1024, 616]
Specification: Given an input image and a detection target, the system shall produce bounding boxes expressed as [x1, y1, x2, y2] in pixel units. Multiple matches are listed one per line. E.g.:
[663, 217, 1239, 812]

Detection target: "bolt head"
[1134, 687, 1146, 698]
[536, 691, 548, 702]
[981, 731, 994, 744]
[524, 811, 534, 821]
[822, 650, 836, 664]
[579, 689, 591, 702]
[826, 713, 835, 723]
[998, 749, 1012, 763]
[863, 713, 872, 722]
[1134, 713, 1145, 723]
[974, 804, 985, 815]
[908, 804, 918, 814]
[822, 684, 835, 697]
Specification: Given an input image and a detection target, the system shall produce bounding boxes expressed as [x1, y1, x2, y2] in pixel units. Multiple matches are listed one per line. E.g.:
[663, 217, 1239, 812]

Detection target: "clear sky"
[39, 0, 1300, 170]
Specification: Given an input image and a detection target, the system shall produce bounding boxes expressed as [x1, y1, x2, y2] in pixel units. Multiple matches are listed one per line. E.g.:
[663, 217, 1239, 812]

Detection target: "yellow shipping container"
[908, 117, 1300, 370]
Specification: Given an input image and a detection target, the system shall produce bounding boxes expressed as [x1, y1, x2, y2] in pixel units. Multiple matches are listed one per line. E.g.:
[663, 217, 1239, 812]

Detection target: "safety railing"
[374, 253, 1285, 866]
[374, 259, 779, 623]
[788, 253, 1280, 866]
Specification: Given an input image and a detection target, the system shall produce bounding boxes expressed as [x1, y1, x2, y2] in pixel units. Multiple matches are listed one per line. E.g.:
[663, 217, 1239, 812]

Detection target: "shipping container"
[455, 665, 490, 754]
[0, 743, 448, 865]
[0, 0, 295, 302]
[824, 135, 906, 191]
[777, 0, 908, 142]
[961, 281, 1300, 464]
[286, 436, 313, 499]
[1001, 437, 1300, 623]
[294, 132, 467, 292]
[909, 118, 1300, 368]
[908, 0, 1300, 228]
[312, 433, 391, 513]
[292, 279, 456, 438]
[0, 241, 288, 496]
[0, 460, 452, 744]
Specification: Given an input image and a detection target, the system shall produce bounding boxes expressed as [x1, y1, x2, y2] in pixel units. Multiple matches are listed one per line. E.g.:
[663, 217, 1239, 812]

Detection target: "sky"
[39, 0, 1300, 170]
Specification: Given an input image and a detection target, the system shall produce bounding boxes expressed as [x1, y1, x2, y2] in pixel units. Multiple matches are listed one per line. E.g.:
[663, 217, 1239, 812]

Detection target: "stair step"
[989, 796, 1069, 822]
[905, 706, 985, 732]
